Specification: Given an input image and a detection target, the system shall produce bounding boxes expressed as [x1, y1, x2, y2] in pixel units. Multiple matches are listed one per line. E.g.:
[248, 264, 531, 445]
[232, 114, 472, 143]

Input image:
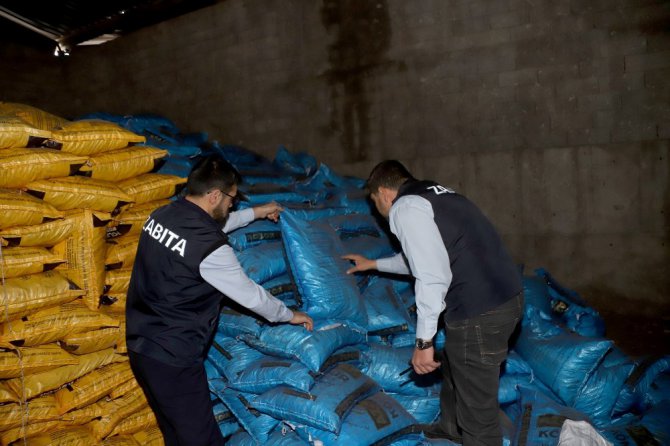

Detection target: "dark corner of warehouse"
[0, 0, 669, 445]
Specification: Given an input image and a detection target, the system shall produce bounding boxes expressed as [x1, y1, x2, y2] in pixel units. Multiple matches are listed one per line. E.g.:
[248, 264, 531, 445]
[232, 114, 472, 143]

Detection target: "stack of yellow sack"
[0, 102, 185, 446]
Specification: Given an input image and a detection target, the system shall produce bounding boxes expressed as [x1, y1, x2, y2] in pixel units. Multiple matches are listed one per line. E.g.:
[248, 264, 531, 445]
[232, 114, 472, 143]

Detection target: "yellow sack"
[0, 115, 52, 149]
[86, 387, 148, 441]
[105, 236, 139, 270]
[51, 120, 145, 156]
[132, 426, 164, 446]
[25, 176, 134, 214]
[4, 348, 126, 401]
[0, 148, 87, 188]
[0, 300, 120, 347]
[78, 146, 168, 182]
[0, 102, 69, 131]
[119, 174, 186, 205]
[98, 293, 127, 315]
[21, 426, 98, 446]
[109, 406, 157, 437]
[0, 216, 76, 248]
[107, 375, 137, 401]
[59, 326, 124, 355]
[0, 343, 79, 379]
[0, 246, 66, 278]
[55, 362, 134, 414]
[0, 270, 83, 323]
[0, 420, 61, 446]
[104, 268, 132, 294]
[107, 199, 170, 239]
[102, 435, 141, 446]
[52, 210, 111, 310]
[0, 188, 63, 230]
[0, 394, 60, 432]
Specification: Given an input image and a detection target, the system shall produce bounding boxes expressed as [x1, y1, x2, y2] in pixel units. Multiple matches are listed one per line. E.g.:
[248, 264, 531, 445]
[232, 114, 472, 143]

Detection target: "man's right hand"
[342, 254, 377, 274]
[289, 311, 314, 331]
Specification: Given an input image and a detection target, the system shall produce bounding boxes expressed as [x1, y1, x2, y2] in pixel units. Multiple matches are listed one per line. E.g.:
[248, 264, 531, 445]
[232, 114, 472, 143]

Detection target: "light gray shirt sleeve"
[222, 208, 255, 233]
[376, 253, 411, 275]
[200, 244, 294, 323]
[389, 195, 452, 340]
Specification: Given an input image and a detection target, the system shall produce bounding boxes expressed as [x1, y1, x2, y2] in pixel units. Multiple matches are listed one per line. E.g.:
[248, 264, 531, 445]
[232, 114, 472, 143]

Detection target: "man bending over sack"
[127, 155, 313, 446]
[344, 160, 522, 446]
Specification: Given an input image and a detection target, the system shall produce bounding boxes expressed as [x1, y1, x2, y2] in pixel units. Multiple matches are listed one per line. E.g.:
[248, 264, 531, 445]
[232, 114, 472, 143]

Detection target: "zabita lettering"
[143, 218, 187, 257]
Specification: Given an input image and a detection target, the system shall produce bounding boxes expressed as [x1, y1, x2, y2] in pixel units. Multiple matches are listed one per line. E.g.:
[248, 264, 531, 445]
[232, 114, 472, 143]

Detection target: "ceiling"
[0, 0, 216, 54]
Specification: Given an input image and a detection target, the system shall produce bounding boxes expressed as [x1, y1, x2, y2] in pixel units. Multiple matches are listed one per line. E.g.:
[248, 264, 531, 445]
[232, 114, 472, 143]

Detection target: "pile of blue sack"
[83, 112, 670, 445]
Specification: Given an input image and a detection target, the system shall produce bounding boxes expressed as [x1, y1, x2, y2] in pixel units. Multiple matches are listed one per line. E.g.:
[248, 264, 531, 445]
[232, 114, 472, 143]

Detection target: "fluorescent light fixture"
[77, 33, 120, 46]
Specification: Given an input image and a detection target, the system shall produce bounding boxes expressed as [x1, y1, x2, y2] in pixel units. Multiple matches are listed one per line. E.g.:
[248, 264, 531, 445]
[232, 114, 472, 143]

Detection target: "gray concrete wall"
[2, 0, 669, 313]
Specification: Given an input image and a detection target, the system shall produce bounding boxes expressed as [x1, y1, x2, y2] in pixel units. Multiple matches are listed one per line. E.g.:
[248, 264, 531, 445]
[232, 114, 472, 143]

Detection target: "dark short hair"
[366, 160, 415, 193]
[186, 155, 242, 196]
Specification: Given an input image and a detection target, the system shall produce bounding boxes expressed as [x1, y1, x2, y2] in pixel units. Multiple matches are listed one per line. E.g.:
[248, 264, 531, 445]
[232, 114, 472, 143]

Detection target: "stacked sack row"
[0, 102, 187, 445]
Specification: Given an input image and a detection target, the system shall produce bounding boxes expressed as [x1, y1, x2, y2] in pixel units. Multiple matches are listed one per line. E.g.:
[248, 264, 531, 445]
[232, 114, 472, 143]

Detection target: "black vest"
[395, 180, 521, 321]
[126, 198, 228, 366]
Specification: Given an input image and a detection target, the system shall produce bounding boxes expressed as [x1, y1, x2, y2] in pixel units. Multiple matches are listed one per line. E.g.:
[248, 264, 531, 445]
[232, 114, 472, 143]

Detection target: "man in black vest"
[344, 160, 522, 446]
[126, 155, 313, 446]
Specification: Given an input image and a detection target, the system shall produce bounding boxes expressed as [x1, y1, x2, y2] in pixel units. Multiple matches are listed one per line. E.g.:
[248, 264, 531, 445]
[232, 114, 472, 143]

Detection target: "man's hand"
[342, 254, 377, 274]
[411, 347, 441, 375]
[253, 201, 283, 222]
[289, 311, 314, 331]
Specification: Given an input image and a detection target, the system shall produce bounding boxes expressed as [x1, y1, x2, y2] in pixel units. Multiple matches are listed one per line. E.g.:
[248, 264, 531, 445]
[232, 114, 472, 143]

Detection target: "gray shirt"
[199, 208, 294, 323]
[376, 195, 453, 340]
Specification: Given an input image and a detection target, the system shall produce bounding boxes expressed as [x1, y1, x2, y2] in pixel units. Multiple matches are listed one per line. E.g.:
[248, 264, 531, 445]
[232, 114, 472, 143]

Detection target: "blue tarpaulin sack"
[504, 351, 534, 376]
[217, 306, 266, 339]
[522, 275, 553, 315]
[240, 320, 366, 372]
[210, 381, 280, 444]
[240, 189, 320, 209]
[647, 372, 670, 407]
[360, 344, 441, 396]
[327, 213, 384, 235]
[207, 334, 265, 382]
[318, 345, 367, 373]
[227, 427, 309, 446]
[389, 393, 440, 424]
[572, 348, 635, 427]
[229, 356, 315, 394]
[205, 358, 222, 382]
[156, 154, 195, 178]
[227, 219, 282, 251]
[283, 203, 353, 221]
[295, 391, 419, 446]
[511, 386, 590, 446]
[206, 143, 277, 173]
[213, 400, 241, 438]
[499, 373, 534, 405]
[294, 163, 365, 192]
[280, 209, 367, 325]
[363, 276, 413, 335]
[514, 307, 613, 406]
[251, 363, 380, 434]
[237, 240, 287, 284]
[613, 354, 670, 417]
[261, 274, 301, 308]
[341, 233, 396, 265]
[273, 145, 318, 177]
[601, 402, 670, 446]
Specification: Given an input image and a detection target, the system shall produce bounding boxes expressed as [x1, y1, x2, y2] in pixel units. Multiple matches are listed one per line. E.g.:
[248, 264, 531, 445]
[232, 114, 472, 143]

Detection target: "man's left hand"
[412, 347, 441, 375]
[253, 201, 284, 222]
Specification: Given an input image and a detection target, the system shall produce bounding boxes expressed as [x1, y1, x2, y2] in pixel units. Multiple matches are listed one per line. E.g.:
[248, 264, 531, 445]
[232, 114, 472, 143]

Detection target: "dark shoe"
[418, 423, 463, 443]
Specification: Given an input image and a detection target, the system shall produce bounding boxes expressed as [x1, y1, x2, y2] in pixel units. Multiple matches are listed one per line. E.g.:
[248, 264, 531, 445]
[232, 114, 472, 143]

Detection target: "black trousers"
[128, 351, 225, 446]
[438, 293, 523, 446]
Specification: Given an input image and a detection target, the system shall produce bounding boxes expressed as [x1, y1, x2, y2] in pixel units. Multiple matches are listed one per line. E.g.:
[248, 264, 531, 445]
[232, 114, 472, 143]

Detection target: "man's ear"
[378, 186, 397, 204]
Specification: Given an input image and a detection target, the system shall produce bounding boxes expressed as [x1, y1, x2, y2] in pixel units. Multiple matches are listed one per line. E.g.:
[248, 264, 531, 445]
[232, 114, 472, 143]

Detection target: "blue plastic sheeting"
[318, 345, 366, 373]
[227, 219, 282, 251]
[295, 391, 419, 446]
[499, 374, 534, 405]
[227, 428, 309, 446]
[327, 213, 383, 235]
[217, 307, 266, 339]
[601, 401, 670, 446]
[212, 400, 241, 438]
[363, 276, 413, 335]
[205, 143, 277, 174]
[359, 345, 441, 396]
[508, 386, 589, 446]
[273, 146, 318, 177]
[521, 275, 553, 315]
[207, 334, 265, 382]
[503, 351, 534, 376]
[341, 233, 396, 263]
[240, 190, 320, 208]
[573, 348, 636, 427]
[228, 356, 315, 394]
[282, 203, 353, 221]
[251, 363, 380, 434]
[240, 320, 366, 372]
[210, 381, 280, 444]
[294, 163, 365, 192]
[389, 393, 440, 424]
[613, 354, 670, 417]
[515, 307, 613, 406]
[240, 174, 297, 187]
[280, 209, 367, 325]
[204, 359, 222, 381]
[261, 274, 300, 306]
[236, 240, 287, 284]
[647, 372, 670, 407]
[156, 155, 194, 178]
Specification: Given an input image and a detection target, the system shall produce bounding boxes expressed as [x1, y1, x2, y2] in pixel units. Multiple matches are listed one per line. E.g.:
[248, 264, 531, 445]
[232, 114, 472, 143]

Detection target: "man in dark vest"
[126, 155, 313, 446]
[344, 160, 522, 446]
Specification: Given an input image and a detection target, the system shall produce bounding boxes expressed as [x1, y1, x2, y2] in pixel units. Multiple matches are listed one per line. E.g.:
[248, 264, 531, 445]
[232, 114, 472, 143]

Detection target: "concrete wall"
[2, 0, 669, 313]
